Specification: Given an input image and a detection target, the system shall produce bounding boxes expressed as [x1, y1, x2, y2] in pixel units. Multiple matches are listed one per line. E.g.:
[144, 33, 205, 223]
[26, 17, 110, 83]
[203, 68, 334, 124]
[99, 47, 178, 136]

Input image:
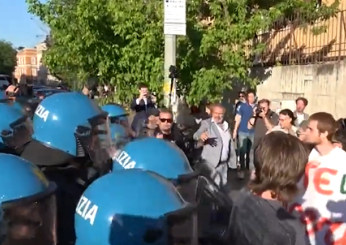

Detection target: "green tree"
[0, 40, 17, 76]
[27, 0, 339, 105]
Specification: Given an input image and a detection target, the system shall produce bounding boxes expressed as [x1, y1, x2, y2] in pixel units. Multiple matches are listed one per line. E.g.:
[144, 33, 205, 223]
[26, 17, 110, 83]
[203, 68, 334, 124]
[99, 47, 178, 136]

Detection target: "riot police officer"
[0, 153, 57, 245]
[74, 169, 198, 245]
[20, 92, 115, 245]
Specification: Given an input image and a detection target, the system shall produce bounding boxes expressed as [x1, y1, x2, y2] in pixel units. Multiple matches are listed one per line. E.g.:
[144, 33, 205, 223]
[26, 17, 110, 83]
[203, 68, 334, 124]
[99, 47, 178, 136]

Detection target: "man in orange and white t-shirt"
[289, 112, 346, 245]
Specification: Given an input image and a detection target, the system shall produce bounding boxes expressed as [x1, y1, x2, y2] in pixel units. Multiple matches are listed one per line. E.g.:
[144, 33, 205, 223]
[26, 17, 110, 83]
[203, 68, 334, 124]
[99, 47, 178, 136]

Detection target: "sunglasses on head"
[159, 118, 173, 123]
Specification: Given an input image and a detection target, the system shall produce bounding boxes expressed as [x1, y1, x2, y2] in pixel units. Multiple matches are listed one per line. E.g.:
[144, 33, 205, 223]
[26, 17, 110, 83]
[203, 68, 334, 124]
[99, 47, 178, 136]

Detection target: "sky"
[0, 0, 48, 48]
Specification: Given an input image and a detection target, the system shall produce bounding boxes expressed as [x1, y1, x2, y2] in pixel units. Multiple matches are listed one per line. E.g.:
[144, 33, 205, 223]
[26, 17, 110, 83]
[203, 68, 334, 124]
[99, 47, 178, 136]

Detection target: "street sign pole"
[163, 0, 186, 119]
[164, 35, 176, 109]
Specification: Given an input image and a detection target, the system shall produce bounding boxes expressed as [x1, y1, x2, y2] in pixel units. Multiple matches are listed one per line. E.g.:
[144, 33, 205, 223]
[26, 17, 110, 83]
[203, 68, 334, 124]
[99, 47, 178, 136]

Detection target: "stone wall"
[254, 61, 346, 119]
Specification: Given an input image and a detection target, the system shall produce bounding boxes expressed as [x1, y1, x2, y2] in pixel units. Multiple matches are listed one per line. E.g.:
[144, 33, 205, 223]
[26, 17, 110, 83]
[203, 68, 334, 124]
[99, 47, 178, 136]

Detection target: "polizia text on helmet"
[113, 150, 136, 169]
[35, 105, 50, 122]
[76, 195, 99, 225]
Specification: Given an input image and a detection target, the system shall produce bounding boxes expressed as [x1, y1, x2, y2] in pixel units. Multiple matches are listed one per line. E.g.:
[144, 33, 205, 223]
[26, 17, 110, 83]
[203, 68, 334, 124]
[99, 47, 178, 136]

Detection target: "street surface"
[227, 170, 250, 200]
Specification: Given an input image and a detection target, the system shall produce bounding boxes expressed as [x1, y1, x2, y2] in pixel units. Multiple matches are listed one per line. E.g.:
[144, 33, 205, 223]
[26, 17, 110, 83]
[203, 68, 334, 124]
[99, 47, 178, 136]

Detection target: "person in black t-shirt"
[154, 108, 187, 155]
[234, 91, 246, 115]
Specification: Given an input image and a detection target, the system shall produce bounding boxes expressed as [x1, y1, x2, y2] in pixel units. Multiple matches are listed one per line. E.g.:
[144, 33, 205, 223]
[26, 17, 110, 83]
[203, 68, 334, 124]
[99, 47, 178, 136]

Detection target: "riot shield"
[175, 160, 233, 245]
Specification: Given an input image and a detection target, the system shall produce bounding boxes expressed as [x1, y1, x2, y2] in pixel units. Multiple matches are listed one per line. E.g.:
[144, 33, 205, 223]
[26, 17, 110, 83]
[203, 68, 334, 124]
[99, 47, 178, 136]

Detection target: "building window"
[31, 57, 36, 65]
[31, 68, 37, 76]
[21, 57, 25, 65]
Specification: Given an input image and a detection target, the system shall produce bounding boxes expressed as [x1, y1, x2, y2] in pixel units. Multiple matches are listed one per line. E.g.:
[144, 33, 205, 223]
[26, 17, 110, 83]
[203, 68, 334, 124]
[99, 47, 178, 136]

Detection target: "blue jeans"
[238, 132, 254, 171]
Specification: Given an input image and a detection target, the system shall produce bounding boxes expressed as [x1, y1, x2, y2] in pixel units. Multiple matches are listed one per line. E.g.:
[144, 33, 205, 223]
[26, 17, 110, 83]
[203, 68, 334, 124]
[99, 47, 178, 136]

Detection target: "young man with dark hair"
[234, 91, 246, 115]
[229, 132, 308, 245]
[130, 83, 155, 113]
[290, 112, 346, 245]
[233, 89, 256, 179]
[130, 83, 156, 134]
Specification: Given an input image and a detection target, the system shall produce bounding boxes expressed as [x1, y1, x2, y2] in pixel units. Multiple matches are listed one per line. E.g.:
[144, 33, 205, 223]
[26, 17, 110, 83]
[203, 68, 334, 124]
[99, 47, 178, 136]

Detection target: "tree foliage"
[27, 0, 339, 104]
[0, 40, 17, 76]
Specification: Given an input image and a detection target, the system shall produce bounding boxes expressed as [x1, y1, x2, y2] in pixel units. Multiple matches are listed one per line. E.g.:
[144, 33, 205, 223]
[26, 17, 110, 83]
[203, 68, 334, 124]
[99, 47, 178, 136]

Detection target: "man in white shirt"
[193, 104, 237, 188]
[130, 83, 156, 134]
[289, 112, 346, 245]
[130, 83, 155, 113]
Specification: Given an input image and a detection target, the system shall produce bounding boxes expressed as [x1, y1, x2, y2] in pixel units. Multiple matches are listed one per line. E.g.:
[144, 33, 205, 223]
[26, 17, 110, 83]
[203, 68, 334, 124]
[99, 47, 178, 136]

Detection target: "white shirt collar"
[211, 119, 229, 130]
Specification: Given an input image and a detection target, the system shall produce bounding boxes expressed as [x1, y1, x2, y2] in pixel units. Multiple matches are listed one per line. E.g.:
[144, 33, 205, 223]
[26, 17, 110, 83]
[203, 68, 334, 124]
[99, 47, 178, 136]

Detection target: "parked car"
[34, 88, 67, 99]
[0, 75, 10, 90]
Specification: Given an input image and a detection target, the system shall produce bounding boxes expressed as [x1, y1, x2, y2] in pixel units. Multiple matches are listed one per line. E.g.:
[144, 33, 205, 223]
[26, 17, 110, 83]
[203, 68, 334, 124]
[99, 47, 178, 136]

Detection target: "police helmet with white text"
[21, 92, 114, 175]
[0, 103, 32, 154]
[112, 137, 233, 244]
[0, 153, 57, 245]
[112, 137, 192, 178]
[74, 169, 198, 245]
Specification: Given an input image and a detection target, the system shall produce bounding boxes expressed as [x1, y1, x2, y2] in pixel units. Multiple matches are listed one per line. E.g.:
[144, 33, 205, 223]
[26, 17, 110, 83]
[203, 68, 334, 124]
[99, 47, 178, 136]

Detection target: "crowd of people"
[125, 84, 346, 245]
[0, 79, 346, 245]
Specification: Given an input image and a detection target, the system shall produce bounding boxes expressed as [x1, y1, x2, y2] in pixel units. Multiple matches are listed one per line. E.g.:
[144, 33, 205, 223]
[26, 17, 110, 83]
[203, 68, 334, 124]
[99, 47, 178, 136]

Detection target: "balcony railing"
[252, 9, 346, 66]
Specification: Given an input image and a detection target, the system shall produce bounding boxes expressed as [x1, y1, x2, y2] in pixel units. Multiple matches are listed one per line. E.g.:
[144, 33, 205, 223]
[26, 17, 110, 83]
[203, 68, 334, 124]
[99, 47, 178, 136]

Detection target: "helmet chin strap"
[0, 146, 21, 156]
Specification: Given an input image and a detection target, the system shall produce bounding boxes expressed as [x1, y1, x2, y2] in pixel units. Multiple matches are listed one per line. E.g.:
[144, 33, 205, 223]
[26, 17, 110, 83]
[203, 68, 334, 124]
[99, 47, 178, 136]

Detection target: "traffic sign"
[164, 23, 186, 36]
[164, 0, 186, 36]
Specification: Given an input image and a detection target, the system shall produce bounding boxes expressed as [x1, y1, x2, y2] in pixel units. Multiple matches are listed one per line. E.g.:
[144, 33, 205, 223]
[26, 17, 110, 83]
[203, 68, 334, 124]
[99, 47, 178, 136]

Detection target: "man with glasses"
[233, 90, 257, 179]
[234, 91, 246, 115]
[247, 99, 278, 170]
[154, 108, 187, 154]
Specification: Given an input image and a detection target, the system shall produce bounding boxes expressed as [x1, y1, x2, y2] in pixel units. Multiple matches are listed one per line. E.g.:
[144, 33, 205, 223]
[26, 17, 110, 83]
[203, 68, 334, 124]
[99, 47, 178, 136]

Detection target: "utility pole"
[163, 0, 186, 120]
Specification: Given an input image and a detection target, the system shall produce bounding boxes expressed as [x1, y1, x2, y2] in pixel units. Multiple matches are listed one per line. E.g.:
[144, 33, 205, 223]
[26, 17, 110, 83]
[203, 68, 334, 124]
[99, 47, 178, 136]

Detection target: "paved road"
[227, 170, 250, 200]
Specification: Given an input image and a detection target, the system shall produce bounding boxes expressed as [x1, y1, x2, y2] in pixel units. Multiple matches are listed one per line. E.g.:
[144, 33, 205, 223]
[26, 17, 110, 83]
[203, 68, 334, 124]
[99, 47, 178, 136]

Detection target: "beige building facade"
[14, 48, 38, 82]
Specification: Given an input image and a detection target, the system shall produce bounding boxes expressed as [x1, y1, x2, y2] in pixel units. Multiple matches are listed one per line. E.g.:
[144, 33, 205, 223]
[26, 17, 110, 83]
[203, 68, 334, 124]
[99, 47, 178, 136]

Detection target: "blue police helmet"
[75, 169, 195, 245]
[0, 153, 57, 244]
[21, 92, 114, 171]
[102, 104, 127, 119]
[0, 103, 32, 150]
[112, 137, 193, 179]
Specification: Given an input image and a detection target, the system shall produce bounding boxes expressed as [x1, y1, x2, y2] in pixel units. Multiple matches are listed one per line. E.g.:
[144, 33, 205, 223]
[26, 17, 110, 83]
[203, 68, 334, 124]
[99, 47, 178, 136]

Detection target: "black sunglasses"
[159, 118, 173, 123]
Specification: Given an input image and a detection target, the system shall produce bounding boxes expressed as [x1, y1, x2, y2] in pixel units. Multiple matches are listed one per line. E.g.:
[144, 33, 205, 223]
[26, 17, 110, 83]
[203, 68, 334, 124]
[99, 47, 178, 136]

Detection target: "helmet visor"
[75, 112, 115, 175]
[109, 115, 128, 125]
[164, 204, 198, 245]
[0, 183, 57, 245]
[1, 116, 33, 149]
[173, 168, 232, 244]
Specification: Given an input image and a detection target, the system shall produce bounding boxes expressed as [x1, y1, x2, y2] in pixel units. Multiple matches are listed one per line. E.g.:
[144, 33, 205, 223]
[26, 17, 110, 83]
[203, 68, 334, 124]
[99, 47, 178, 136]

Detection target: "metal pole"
[164, 34, 176, 109]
